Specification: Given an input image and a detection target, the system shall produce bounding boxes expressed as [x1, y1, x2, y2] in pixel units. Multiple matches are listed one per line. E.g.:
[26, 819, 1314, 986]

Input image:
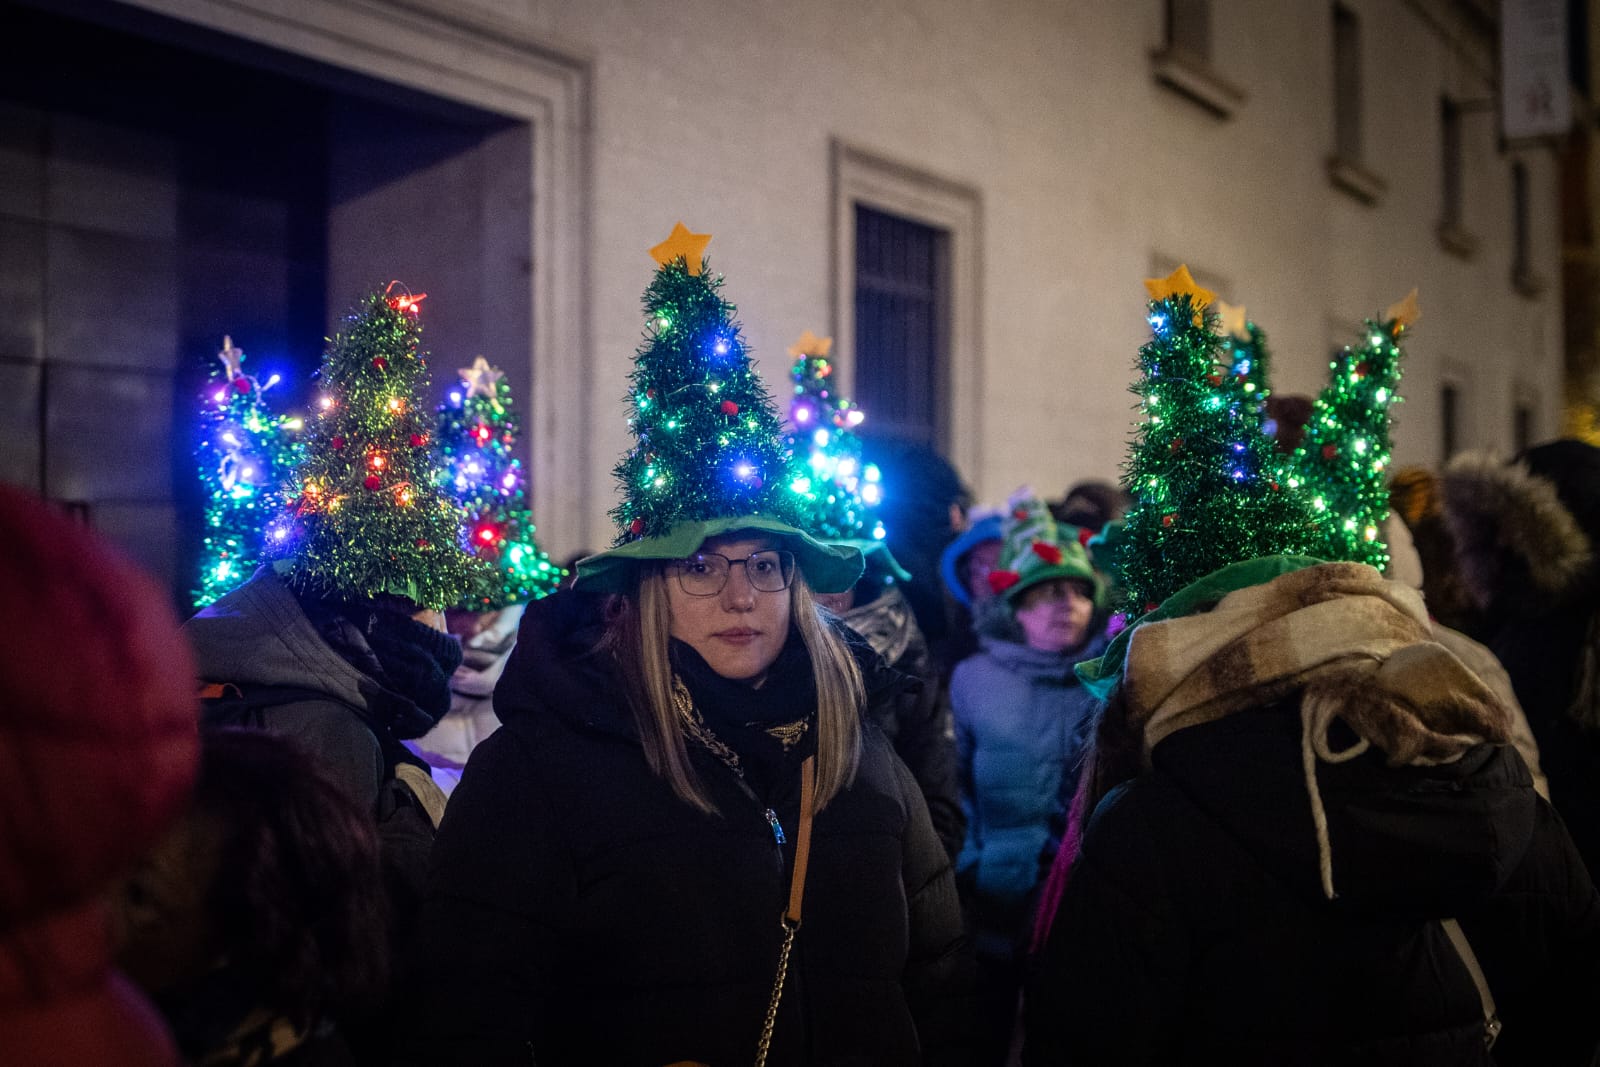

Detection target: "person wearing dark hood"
[398, 226, 969, 1065]
[184, 289, 476, 1051]
[1442, 440, 1600, 879]
[951, 490, 1109, 1066]
[813, 539, 965, 861]
[1028, 557, 1600, 1066]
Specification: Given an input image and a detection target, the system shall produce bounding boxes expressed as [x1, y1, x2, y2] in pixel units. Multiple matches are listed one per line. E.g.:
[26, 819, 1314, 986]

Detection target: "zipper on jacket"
[764, 807, 787, 844]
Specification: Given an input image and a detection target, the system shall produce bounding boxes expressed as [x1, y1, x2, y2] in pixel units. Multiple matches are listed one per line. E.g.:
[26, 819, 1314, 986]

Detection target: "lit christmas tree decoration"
[192, 335, 305, 608]
[783, 330, 885, 541]
[1117, 267, 1321, 613]
[1292, 288, 1418, 569]
[1217, 301, 1272, 412]
[266, 285, 486, 608]
[434, 355, 564, 609]
[610, 224, 808, 542]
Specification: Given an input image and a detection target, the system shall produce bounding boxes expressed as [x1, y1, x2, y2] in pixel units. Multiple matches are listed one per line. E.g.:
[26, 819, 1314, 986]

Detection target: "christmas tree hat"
[268, 286, 485, 609]
[574, 224, 863, 594]
[785, 329, 886, 541]
[192, 335, 305, 608]
[1217, 301, 1271, 415]
[987, 488, 1103, 606]
[435, 356, 565, 610]
[1076, 267, 1331, 695]
[1292, 289, 1418, 570]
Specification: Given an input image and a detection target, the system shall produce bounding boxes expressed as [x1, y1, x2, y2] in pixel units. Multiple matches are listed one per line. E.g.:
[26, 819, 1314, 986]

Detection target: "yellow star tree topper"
[1384, 288, 1421, 334]
[1144, 264, 1216, 326]
[1215, 301, 1249, 341]
[649, 222, 713, 276]
[787, 330, 833, 358]
[458, 355, 506, 400]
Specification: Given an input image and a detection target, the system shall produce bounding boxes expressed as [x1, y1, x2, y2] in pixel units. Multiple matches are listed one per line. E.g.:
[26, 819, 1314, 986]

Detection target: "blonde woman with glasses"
[399, 512, 972, 1065]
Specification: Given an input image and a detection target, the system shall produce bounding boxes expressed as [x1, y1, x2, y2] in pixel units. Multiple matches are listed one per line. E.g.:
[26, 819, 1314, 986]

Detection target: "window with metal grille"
[1512, 160, 1532, 277]
[1333, 4, 1362, 161]
[1441, 382, 1460, 460]
[853, 205, 950, 448]
[1514, 400, 1534, 453]
[1166, 0, 1212, 60]
[1441, 97, 1464, 225]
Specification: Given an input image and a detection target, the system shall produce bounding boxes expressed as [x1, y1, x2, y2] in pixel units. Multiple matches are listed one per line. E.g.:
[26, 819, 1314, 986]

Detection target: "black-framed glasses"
[670, 549, 796, 597]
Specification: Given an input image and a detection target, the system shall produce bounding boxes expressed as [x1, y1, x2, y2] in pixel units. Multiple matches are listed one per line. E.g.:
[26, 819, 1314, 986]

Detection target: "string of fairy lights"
[191, 250, 1413, 616]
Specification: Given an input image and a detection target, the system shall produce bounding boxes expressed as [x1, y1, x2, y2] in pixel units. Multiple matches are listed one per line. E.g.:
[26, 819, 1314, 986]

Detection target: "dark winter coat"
[183, 564, 459, 1017]
[1026, 702, 1600, 1066]
[838, 583, 966, 861]
[1442, 445, 1600, 878]
[398, 589, 971, 1066]
[184, 565, 458, 813]
[951, 631, 1108, 960]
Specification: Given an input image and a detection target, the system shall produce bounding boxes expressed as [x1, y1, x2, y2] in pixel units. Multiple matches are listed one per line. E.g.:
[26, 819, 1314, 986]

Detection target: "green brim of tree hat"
[573, 514, 865, 595]
[842, 538, 912, 584]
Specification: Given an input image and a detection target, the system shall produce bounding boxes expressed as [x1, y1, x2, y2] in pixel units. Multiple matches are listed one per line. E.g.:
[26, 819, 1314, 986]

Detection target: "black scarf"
[670, 629, 817, 798]
[299, 595, 463, 738]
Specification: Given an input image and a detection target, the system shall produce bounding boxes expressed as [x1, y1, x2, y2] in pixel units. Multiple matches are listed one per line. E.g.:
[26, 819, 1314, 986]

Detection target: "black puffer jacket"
[1026, 703, 1600, 1066]
[399, 590, 971, 1065]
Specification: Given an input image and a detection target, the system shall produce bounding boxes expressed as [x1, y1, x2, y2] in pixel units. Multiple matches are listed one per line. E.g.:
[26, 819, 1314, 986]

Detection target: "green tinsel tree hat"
[271, 285, 486, 610]
[1073, 266, 1324, 693]
[987, 488, 1103, 606]
[574, 224, 863, 595]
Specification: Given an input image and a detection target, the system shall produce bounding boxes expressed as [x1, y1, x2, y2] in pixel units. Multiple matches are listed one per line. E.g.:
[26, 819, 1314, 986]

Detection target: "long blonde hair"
[603, 565, 864, 814]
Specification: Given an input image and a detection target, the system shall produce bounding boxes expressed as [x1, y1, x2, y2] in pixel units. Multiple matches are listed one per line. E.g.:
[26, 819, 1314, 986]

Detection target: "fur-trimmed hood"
[1440, 450, 1596, 616]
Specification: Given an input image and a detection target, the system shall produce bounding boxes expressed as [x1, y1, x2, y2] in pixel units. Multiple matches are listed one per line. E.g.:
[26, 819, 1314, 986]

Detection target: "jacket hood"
[184, 565, 431, 731]
[839, 584, 921, 666]
[1441, 450, 1596, 615]
[1152, 703, 1537, 917]
[495, 589, 912, 737]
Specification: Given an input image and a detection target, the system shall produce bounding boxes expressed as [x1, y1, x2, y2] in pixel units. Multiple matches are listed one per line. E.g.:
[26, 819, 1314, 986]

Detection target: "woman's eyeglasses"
[669, 550, 797, 597]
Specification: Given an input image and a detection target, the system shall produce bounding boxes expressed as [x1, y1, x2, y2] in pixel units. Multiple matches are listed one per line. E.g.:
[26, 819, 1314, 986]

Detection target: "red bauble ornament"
[233, 377, 252, 394]
[1322, 444, 1337, 461]
[646, 388, 657, 399]
[364, 474, 382, 490]
[720, 400, 740, 416]
[330, 435, 346, 450]
[415, 539, 430, 549]
[1354, 361, 1369, 378]
[1207, 370, 1224, 386]
[409, 433, 426, 448]
[629, 517, 645, 536]
[1031, 542, 1063, 565]
[1169, 437, 1185, 454]
[1162, 512, 1176, 528]
[1270, 480, 1280, 491]
[372, 357, 388, 370]
[988, 570, 1022, 595]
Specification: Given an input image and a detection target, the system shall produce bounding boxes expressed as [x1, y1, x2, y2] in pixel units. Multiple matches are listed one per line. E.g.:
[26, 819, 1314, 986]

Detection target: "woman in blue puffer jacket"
[951, 490, 1108, 1066]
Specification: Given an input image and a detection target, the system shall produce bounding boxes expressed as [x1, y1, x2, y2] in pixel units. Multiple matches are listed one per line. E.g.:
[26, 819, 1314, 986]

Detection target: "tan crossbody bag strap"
[1441, 917, 1501, 1050]
[753, 756, 817, 1067]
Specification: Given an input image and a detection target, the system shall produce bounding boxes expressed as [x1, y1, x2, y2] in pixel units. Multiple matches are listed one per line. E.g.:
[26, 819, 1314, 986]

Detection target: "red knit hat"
[0, 484, 200, 1065]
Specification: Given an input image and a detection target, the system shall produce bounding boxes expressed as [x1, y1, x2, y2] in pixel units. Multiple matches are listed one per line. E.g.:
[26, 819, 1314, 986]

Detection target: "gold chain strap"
[753, 918, 800, 1067]
[752, 756, 816, 1067]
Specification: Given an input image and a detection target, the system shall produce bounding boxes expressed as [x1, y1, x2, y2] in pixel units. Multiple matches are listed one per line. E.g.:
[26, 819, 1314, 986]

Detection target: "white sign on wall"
[1501, 0, 1572, 140]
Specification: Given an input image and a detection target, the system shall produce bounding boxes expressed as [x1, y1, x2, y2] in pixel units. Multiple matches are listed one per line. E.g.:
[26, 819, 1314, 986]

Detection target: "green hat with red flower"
[988, 487, 1104, 606]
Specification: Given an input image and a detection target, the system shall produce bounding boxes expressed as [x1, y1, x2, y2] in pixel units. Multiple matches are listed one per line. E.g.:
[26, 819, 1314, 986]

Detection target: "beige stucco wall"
[124, 0, 1566, 556]
[506, 0, 1559, 545]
